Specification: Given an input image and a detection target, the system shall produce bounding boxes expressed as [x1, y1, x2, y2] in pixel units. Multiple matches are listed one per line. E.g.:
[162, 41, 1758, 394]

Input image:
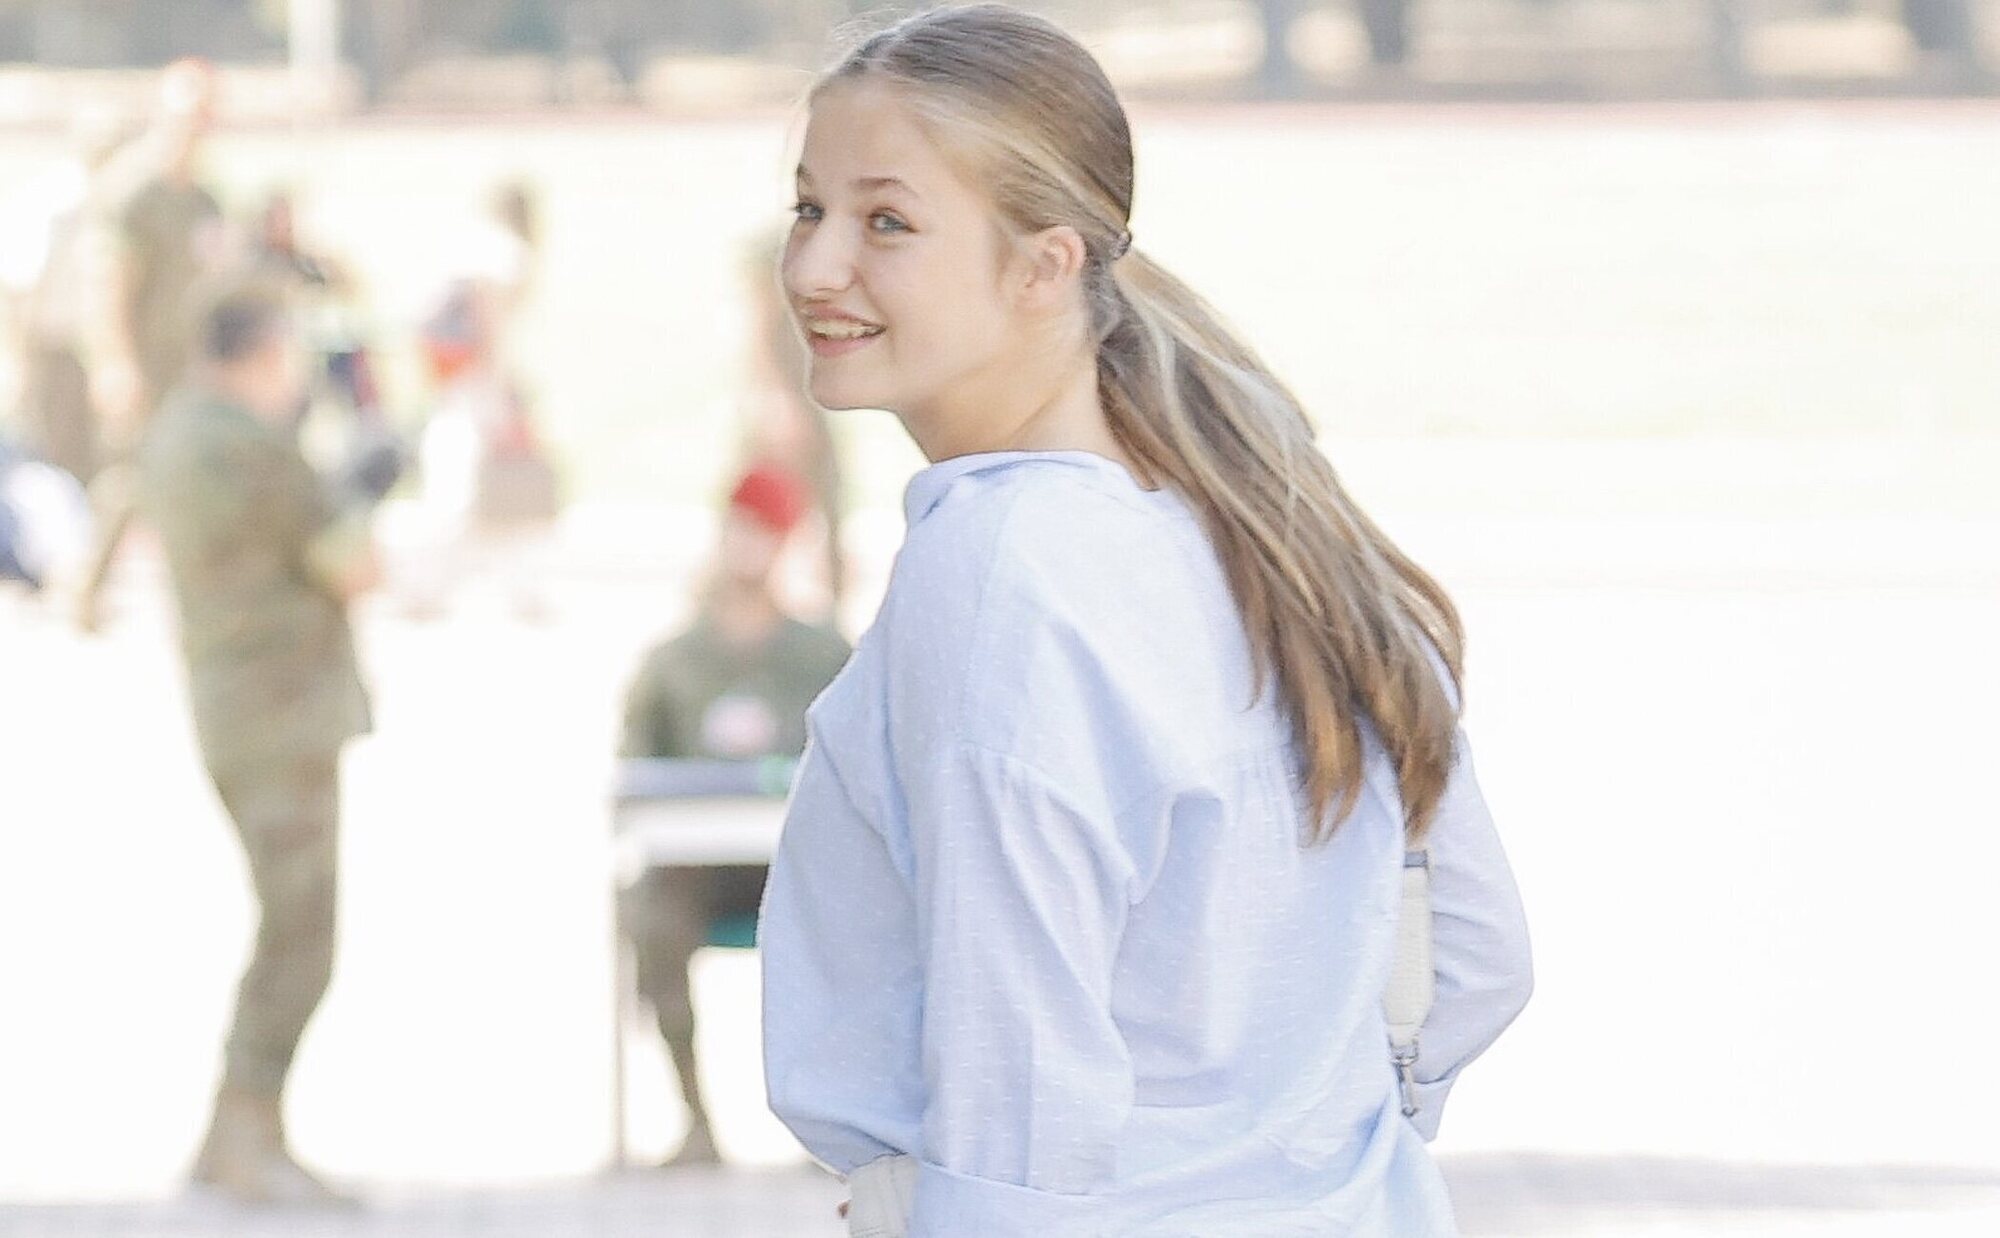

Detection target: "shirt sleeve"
[904, 740, 1135, 1235]
[259, 441, 367, 603]
[302, 508, 374, 599]
[1406, 727, 1533, 1139]
[616, 649, 682, 759]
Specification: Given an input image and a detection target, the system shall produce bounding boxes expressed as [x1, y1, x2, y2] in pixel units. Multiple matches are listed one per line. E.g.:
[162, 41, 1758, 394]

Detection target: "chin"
[807, 374, 887, 413]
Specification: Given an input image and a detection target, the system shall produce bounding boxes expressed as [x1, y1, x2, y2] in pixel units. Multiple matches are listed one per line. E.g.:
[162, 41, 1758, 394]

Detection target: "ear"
[1012, 224, 1088, 313]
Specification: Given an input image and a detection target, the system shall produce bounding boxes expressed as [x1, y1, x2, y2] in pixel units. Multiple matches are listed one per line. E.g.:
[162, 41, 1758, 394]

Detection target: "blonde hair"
[820, 4, 1464, 841]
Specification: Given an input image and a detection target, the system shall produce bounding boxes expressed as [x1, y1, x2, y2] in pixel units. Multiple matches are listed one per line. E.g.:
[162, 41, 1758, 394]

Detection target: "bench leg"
[610, 874, 632, 1172]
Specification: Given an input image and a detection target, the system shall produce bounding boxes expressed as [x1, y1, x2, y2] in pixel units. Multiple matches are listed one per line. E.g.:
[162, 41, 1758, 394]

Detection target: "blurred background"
[1, 1, 1997, 1235]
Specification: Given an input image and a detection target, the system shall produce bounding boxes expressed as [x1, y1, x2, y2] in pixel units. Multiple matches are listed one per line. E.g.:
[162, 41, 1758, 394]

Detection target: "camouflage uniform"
[619, 615, 849, 1155]
[140, 386, 370, 1097]
[76, 170, 223, 618]
[112, 173, 223, 409]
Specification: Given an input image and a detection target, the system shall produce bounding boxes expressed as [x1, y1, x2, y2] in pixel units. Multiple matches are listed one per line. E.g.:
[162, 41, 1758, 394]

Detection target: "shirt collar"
[901, 450, 1132, 527]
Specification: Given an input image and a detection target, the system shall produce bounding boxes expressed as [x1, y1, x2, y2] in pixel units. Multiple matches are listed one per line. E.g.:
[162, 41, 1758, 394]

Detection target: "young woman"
[757, 7, 1531, 1234]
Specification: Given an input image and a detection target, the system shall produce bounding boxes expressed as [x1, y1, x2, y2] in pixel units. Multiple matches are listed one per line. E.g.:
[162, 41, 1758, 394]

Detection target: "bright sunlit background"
[2, 2, 1997, 1235]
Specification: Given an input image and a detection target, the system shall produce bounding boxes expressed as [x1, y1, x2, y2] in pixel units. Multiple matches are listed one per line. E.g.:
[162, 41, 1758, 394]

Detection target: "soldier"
[238, 190, 402, 488]
[73, 57, 226, 631]
[0, 106, 135, 488]
[619, 464, 850, 1166]
[140, 282, 388, 1206]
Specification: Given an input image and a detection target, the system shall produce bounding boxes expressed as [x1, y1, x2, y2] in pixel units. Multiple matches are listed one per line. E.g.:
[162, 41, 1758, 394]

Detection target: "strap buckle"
[1391, 1040, 1421, 1118]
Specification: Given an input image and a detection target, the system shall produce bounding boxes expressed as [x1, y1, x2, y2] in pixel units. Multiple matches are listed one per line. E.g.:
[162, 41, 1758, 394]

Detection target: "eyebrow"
[795, 167, 919, 196]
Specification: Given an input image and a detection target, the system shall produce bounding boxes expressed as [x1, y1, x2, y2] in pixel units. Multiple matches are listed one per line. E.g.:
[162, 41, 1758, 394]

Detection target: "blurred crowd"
[0, 57, 560, 624]
[1, 59, 851, 1206]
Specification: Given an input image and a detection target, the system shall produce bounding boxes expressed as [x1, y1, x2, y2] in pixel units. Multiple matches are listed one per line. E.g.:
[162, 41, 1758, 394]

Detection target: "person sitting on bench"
[617, 463, 850, 1167]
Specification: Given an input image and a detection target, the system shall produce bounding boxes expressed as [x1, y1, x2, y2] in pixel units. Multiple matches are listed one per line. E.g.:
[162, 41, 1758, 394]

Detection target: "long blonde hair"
[820, 4, 1464, 842]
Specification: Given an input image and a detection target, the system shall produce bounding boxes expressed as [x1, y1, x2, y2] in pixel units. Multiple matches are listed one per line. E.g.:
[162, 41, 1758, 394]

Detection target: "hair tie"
[1110, 230, 1133, 261]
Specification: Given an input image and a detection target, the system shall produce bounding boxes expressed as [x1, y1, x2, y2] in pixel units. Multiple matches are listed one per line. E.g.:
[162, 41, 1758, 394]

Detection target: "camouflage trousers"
[208, 751, 341, 1096]
[620, 865, 766, 1128]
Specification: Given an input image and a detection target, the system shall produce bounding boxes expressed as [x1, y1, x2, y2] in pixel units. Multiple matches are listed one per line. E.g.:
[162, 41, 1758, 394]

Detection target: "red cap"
[728, 464, 810, 536]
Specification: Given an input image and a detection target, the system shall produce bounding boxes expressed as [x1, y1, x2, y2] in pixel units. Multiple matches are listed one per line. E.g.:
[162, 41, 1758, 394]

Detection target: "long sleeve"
[617, 648, 683, 759]
[1406, 728, 1533, 1138]
[903, 739, 1137, 1234]
[764, 452, 1487, 1234]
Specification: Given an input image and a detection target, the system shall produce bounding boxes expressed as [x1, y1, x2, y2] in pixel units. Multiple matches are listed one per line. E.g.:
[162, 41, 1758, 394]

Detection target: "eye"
[791, 199, 824, 223]
[868, 211, 910, 235]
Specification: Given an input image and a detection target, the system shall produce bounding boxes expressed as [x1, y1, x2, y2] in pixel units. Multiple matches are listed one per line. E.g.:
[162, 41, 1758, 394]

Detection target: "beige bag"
[846, 1153, 918, 1238]
[842, 850, 1436, 1237]
[473, 438, 559, 526]
[471, 393, 560, 527]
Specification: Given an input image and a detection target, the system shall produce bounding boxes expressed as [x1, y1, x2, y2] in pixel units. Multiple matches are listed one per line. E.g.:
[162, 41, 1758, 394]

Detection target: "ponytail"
[1097, 251, 1464, 841]
[822, 3, 1464, 841]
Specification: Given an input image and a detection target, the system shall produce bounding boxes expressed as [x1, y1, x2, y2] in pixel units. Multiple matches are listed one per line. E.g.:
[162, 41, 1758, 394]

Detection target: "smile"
[804, 318, 885, 341]
[802, 315, 885, 358]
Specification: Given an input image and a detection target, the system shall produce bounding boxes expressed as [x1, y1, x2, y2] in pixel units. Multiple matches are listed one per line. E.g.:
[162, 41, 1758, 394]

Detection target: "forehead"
[799, 79, 973, 199]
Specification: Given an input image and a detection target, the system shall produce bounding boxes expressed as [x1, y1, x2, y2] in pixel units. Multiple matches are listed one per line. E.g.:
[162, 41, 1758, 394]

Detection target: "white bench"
[607, 758, 791, 1170]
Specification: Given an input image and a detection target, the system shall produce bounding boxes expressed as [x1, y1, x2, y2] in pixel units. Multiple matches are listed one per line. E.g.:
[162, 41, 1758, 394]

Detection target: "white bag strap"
[1383, 849, 1434, 1118]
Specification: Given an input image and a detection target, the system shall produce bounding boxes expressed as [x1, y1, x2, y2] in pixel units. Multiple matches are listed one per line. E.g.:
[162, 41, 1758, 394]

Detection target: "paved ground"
[2, 1156, 1998, 1236]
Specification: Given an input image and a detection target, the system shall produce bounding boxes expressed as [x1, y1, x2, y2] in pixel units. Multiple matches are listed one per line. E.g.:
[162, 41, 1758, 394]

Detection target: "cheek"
[803, 244, 1009, 407]
[720, 523, 779, 568]
[875, 259, 1003, 361]
[926, 279, 1010, 373]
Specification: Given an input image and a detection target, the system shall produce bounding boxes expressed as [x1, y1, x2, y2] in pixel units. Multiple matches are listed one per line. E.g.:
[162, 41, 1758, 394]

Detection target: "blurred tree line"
[1253, 0, 1985, 89]
[0, 0, 929, 94]
[0, 0, 1985, 97]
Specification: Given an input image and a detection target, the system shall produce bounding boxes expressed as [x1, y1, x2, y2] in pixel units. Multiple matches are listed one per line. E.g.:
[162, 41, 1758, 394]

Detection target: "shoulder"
[885, 457, 1223, 745]
[894, 456, 1169, 620]
[646, 626, 708, 678]
[623, 635, 693, 708]
[146, 394, 235, 464]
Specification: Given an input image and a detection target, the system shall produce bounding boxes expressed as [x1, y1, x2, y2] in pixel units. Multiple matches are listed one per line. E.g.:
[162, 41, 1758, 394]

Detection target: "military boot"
[190, 1084, 356, 1208]
[663, 1119, 721, 1169]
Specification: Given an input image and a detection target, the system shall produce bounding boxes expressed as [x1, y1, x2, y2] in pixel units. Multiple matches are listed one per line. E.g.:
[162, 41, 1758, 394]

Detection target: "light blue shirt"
[761, 451, 1532, 1236]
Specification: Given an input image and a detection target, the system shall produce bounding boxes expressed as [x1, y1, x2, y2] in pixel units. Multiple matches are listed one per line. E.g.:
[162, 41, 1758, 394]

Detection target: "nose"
[781, 219, 855, 305]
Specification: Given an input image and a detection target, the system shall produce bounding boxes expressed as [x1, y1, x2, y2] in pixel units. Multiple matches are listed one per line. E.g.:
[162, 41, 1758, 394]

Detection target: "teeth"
[807, 320, 883, 341]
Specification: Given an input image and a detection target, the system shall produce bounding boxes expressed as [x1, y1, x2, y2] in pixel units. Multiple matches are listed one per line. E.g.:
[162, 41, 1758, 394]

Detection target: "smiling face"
[782, 80, 1025, 432]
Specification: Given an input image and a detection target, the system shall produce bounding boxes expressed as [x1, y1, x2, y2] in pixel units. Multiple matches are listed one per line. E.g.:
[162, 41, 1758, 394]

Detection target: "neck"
[709, 581, 781, 647]
[906, 322, 1134, 473]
